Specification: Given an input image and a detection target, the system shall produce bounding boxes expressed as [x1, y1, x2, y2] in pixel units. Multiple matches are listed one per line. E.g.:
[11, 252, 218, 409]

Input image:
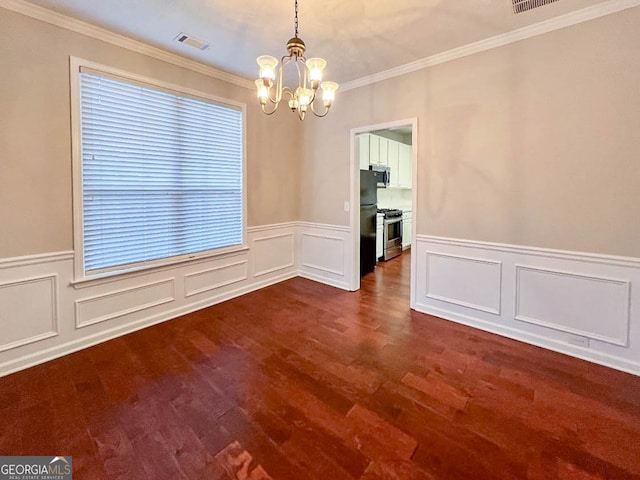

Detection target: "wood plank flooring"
[1, 251, 640, 479]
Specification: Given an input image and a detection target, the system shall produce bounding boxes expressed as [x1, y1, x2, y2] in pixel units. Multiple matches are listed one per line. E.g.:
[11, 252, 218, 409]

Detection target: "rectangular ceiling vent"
[174, 33, 210, 51]
[512, 0, 560, 14]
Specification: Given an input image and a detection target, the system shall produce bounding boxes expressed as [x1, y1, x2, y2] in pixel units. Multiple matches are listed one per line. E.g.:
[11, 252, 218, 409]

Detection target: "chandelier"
[255, 0, 338, 120]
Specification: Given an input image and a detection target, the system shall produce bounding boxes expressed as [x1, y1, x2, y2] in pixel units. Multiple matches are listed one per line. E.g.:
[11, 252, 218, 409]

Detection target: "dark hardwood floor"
[1, 251, 640, 479]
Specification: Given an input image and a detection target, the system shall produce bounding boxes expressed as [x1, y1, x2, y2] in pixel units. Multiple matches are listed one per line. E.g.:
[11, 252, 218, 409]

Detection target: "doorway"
[350, 118, 418, 308]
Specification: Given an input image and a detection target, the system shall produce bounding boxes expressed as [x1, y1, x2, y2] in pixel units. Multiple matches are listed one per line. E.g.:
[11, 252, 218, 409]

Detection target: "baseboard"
[418, 303, 640, 377]
[298, 271, 351, 291]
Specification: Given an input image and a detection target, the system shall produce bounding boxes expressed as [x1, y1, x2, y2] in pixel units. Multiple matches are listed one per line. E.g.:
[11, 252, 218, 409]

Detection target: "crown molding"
[341, 0, 640, 92]
[0, 0, 254, 90]
[3, 0, 638, 93]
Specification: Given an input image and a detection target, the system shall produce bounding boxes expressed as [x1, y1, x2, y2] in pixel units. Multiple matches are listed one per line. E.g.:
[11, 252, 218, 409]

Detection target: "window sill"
[71, 245, 250, 290]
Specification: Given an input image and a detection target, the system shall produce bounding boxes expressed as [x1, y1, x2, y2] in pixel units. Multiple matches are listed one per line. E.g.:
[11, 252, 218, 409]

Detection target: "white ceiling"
[25, 0, 608, 84]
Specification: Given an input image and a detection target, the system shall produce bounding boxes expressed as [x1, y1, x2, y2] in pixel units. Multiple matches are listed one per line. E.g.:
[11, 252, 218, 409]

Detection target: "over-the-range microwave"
[370, 165, 390, 188]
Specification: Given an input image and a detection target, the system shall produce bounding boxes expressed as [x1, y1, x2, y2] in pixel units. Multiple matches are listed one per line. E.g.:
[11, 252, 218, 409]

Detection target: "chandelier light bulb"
[306, 58, 326, 88]
[256, 55, 278, 82]
[254, 80, 269, 105]
[320, 81, 338, 107]
[296, 87, 314, 107]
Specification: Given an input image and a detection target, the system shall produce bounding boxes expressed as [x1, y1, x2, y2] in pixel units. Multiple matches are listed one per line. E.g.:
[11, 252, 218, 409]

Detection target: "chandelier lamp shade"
[255, 0, 338, 120]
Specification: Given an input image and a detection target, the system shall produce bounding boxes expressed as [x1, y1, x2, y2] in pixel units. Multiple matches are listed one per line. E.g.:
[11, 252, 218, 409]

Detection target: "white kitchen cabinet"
[402, 210, 412, 249]
[361, 134, 411, 181]
[369, 134, 380, 166]
[376, 213, 383, 260]
[378, 137, 389, 166]
[398, 143, 412, 188]
[387, 140, 399, 187]
[358, 133, 370, 170]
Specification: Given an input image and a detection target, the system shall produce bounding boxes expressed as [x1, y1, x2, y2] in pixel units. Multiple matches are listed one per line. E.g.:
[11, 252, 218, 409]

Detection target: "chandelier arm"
[281, 55, 293, 66]
[294, 56, 316, 106]
[261, 103, 279, 115]
[274, 69, 282, 103]
[281, 86, 295, 99]
[300, 55, 308, 90]
[275, 55, 295, 103]
[264, 81, 279, 104]
[294, 57, 303, 89]
[310, 101, 330, 117]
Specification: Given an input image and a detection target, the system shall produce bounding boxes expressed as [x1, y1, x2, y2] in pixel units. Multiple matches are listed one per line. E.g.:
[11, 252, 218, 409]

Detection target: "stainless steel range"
[378, 208, 403, 261]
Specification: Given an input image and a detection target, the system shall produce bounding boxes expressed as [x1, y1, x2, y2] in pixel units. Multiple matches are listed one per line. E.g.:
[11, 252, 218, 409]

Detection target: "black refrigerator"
[360, 170, 378, 276]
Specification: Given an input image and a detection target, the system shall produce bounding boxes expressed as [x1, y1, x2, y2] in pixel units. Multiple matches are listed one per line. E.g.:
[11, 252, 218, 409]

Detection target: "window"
[72, 60, 245, 279]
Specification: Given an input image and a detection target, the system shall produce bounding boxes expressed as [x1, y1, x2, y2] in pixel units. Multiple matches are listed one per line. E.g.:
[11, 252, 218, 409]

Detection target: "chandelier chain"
[294, 0, 299, 37]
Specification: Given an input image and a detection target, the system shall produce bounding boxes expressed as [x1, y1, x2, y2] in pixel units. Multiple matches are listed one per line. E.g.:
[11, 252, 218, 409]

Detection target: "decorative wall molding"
[3, 0, 638, 95]
[75, 278, 176, 328]
[184, 260, 248, 298]
[0, 269, 297, 378]
[415, 235, 640, 376]
[252, 232, 295, 277]
[425, 252, 502, 315]
[0, 275, 58, 352]
[297, 222, 351, 233]
[0, 0, 253, 89]
[514, 265, 630, 347]
[298, 225, 352, 291]
[0, 222, 301, 377]
[0, 251, 74, 269]
[341, 0, 640, 91]
[3, 225, 639, 378]
[247, 222, 298, 233]
[69, 247, 250, 290]
[418, 235, 640, 268]
[301, 233, 345, 276]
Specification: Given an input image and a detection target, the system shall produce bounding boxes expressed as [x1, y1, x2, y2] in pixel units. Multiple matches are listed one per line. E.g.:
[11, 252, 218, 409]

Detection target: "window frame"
[70, 57, 248, 284]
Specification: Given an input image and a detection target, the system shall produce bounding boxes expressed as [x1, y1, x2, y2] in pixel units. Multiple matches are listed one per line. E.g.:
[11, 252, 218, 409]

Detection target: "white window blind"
[79, 71, 244, 275]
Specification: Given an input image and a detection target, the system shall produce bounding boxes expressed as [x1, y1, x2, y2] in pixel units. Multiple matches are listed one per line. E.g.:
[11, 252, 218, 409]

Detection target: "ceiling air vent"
[512, 0, 560, 14]
[174, 32, 210, 51]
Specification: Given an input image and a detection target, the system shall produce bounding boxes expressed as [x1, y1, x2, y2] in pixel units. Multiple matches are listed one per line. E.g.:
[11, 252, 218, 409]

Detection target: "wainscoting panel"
[302, 233, 344, 275]
[425, 252, 501, 315]
[515, 266, 630, 346]
[298, 223, 352, 290]
[184, 260, 248, 298]
[3, 228, 638, 378]
[251, 233, 295, 278]
[0, 275, 58, 352]
[75, 279, 176, 329]
[415, 235, 640, 376]
[0, 223, 299, 377]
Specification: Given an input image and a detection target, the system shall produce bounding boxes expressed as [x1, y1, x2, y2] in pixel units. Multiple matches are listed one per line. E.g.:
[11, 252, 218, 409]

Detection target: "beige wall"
[301, 7, 640, 258]
[0, 8, 300, 258]
[2, 6, 640, 260]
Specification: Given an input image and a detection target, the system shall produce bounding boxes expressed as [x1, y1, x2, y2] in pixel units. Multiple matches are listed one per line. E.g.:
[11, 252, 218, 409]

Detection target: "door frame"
[349, 117, 419, 308]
